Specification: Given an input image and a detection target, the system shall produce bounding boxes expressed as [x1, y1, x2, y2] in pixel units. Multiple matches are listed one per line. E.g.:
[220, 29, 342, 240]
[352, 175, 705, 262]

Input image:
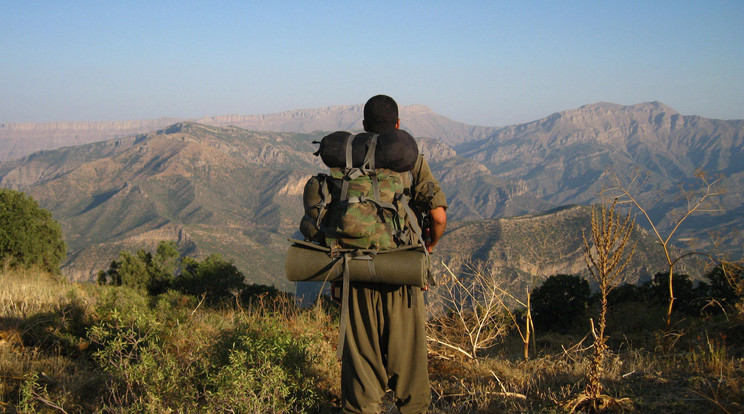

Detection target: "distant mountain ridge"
[456, 101, 743, 236]
[0, 104, 495, 161]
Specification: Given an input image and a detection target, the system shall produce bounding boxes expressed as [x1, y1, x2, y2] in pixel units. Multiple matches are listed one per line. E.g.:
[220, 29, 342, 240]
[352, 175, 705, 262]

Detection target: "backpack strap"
[314, 175, 332, 229]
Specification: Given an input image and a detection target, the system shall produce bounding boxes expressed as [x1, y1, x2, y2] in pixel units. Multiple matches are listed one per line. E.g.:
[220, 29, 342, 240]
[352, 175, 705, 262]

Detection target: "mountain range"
[0, 102, 740, 289]
[0, 104, 492, 162]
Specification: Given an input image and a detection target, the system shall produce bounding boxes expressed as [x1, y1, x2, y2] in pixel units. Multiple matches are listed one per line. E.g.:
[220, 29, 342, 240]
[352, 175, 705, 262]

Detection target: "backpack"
[300, 132, 425, 251]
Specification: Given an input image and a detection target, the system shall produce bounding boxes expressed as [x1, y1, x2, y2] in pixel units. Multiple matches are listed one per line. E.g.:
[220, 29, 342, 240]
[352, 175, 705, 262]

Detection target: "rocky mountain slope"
[456, 101, 743, 253]
[435, 204, 700, 289]
[0, 101, 740, 287]
[0, 122, 533, 285]
[0, 123, 323, 286]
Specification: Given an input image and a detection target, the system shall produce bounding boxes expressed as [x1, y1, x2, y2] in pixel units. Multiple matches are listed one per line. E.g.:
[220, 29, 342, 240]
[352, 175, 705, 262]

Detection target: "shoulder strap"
[339, 133, 379, 201]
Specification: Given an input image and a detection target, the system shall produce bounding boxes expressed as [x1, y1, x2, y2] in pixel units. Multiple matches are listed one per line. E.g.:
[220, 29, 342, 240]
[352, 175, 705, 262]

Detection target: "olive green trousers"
[341, 283, 430, 414]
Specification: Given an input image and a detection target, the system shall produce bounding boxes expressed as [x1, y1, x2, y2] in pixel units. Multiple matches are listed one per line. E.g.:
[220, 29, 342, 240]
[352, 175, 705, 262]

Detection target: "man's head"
[363, 95, 399, 133]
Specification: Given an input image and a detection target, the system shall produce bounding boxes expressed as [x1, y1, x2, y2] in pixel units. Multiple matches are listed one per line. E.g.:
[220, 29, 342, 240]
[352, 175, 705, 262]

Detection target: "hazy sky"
[2, 1, 743, 126]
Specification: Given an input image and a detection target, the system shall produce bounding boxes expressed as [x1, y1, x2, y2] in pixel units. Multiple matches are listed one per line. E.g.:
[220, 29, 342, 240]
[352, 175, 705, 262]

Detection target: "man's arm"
[425, 206, 447, 253]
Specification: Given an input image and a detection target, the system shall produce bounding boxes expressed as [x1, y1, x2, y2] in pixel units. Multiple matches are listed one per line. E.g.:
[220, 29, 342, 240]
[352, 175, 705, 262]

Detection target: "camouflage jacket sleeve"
[411, 155, 448, 211]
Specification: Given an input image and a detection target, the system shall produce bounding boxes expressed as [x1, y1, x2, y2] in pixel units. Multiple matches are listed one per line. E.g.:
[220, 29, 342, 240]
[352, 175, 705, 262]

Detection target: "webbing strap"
[344, 133, 354, 170]
[365, 136, 381, 203]
[314, 175, 332, 229]
[336, 254, 352, 360]
[340, 134, 355, 200]
[361, 134, 378, 171]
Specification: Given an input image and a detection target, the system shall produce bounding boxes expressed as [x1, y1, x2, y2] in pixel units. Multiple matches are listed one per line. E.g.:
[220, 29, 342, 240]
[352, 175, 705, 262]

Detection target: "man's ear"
[395, 119, 400, 129]
[362, 120, 369, 132]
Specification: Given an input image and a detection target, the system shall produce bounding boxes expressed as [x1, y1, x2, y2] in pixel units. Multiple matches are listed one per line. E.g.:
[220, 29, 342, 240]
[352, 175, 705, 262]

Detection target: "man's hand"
[425, 207, 447, 253]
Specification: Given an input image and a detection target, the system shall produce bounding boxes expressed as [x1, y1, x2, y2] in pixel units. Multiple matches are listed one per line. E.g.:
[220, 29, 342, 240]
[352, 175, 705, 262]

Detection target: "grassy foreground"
[1, 268, 742, 413]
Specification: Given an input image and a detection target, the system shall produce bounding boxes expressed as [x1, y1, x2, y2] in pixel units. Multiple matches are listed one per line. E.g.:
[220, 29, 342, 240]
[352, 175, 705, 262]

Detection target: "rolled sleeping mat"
[317, 130, 419, 172]
[285, 240, 429, 287]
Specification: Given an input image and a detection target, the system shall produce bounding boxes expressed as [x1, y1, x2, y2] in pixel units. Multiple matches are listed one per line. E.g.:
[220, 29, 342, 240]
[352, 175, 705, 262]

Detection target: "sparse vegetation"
[1, 261, 743, 412]
[1, 267, 338, 413]
[426, 263, 513, 360]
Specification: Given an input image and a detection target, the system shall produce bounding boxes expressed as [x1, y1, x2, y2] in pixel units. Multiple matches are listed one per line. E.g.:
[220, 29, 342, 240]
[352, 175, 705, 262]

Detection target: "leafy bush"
[531, 274, 591, 333]
[176, 254, 245, 304]
[205, 317, 322, 412]
[98, 241, 179, 295]
[606, 282, 646, 307]
[85, 285, 328, 413]
[0, 189, 66, 273]
[703, 265, 741, 307]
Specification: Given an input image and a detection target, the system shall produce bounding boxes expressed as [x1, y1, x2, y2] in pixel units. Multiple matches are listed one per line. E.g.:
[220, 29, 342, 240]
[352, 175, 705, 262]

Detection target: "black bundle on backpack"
[314, 130, 418, 171]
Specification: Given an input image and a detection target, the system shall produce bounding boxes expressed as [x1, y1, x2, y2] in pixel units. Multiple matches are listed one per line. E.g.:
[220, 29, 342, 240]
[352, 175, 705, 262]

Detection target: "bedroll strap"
[314, 175, 333, 229]
[365, 136, 381, 203]
[336, 253, 352, 360]
[335, 252, 357, 361]
[344, 133, 354, 170]
[361, 134, 378, 172]
[334, 250, 381, 360]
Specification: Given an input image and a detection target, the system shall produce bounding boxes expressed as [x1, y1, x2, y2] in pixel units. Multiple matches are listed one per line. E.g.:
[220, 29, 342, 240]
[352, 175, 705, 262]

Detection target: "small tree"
[0, 189, 66, 273]
[99, 241, 180, 294]
[605, 169, 724, 326]
[177, 254, 245, 304]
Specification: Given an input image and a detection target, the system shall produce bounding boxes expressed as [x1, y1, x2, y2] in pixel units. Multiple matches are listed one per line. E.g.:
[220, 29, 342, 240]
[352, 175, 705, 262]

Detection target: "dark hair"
[363, 95, 398, 133]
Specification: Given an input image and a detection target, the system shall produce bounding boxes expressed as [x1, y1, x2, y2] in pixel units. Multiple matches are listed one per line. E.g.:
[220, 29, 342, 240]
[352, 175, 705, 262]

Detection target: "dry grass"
[1, 268, 81, 319]
[0, 268, 103, 411]
[2, 267, 742, 413]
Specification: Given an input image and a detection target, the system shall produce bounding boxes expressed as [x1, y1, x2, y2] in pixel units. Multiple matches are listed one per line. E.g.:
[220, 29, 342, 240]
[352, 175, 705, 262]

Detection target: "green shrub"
[98, 241, 179, 295]
[704, 266, 741, 307]
[176, 254, 245, 304]
[206, 316, 322, 413]
[645, 272, 703, 315]
[85, 285, 327, 413]
[0, 189, 66, 273]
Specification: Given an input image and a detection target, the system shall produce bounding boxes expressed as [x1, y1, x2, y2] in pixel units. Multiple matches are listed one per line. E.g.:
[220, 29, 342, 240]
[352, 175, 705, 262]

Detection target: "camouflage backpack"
[300, 132, 425, 251]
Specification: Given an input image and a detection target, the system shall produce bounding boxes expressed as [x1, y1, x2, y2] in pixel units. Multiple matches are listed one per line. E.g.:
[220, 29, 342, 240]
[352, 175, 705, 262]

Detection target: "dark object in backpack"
[316, 130, 418, 172]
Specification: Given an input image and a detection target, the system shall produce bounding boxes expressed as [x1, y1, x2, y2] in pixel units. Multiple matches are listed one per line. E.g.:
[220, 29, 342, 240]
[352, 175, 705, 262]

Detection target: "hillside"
[435, 205, 702, 289]
[0, 123, 325, 286]
[0, 101, 741, 286]
[458, 102, 743, 203]
[0, 123, 533, 285]
[456, 101, 743, 254]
